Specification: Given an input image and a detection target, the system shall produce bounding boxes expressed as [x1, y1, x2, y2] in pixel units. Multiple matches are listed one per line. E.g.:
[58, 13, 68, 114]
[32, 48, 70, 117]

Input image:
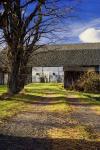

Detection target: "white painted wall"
[32, 67, 64, 83]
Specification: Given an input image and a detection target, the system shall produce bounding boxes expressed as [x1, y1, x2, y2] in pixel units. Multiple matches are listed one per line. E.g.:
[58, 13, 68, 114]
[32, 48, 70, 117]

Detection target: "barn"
[0, 43, 100, 88]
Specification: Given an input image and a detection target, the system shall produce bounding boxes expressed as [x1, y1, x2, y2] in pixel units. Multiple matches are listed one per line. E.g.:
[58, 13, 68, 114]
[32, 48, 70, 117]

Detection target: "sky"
[41, 0, 100, 44]
[58, 0, 100, 43]
[0, 0, 100, 46]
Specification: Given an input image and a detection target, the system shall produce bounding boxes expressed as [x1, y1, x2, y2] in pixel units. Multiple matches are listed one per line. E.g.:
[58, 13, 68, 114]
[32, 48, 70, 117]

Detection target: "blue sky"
[39, 0, 100, 44]
[1, 0, 100, 46]
[57, 0, 100, 43]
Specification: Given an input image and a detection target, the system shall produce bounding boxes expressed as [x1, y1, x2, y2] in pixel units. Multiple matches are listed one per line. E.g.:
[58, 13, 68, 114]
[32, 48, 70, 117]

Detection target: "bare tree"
[0, 0, 76, 95]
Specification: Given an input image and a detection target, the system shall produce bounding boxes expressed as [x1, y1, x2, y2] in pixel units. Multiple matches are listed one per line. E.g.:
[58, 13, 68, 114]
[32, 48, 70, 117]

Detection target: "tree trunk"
[7, 48, 28, 95]
[8, 64, 27, 95]
[8, 65, 26, 94]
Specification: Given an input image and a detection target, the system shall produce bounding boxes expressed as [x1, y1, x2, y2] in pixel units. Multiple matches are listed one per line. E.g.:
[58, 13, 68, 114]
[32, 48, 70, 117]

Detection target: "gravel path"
[67, 95, 100, 139]
[0, 93, 100, 150]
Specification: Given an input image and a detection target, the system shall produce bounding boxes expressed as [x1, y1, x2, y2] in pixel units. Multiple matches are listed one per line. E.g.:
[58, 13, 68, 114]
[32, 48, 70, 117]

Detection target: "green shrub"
[73, 72, 100, 93]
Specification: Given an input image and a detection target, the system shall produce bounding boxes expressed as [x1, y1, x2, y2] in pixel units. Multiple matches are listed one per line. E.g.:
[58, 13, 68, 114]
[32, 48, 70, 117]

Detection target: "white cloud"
[79, 28, 100, 43]
[51, 18, 100, 43]
[30, 18, 100, 44]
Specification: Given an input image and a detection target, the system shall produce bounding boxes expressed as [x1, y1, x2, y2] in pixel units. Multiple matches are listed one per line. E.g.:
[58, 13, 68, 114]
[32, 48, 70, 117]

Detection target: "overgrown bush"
[72, 72, 100, 93]
[40, 76, 45, 83]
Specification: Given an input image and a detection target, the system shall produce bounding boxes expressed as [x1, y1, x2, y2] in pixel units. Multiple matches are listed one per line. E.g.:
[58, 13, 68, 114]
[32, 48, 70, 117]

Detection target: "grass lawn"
[0, 83, 71, 121]
[0, 83, 100, 122]
[0, 83, 100, 144]
[66, 90, 100, 115]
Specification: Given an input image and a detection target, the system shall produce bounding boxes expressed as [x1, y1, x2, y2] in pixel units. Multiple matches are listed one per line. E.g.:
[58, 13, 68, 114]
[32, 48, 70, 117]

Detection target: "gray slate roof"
[0, 43, 100, 68]
[29, 43, 100, 67]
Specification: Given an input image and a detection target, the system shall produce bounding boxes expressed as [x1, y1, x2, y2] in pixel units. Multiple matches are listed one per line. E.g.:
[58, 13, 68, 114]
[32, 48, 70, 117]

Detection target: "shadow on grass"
[85, 95, 100, 102]
[67, 98, 100, 106]
[0, 134, 100, 150]
[9, 93, 100, 106]
[12, 93, 67, 105]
